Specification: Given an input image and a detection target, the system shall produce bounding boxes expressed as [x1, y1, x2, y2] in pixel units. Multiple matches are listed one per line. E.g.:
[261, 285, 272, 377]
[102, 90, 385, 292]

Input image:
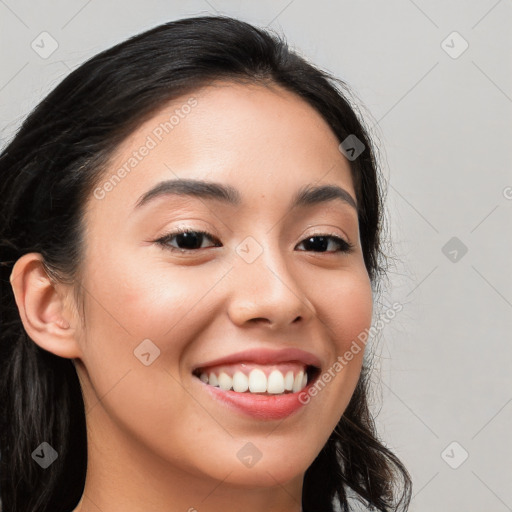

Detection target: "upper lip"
[192, 347, 323, 372]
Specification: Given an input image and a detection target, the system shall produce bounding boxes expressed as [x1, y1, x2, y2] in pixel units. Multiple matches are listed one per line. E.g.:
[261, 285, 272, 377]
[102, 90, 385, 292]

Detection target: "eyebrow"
[134, 179, 357, 212]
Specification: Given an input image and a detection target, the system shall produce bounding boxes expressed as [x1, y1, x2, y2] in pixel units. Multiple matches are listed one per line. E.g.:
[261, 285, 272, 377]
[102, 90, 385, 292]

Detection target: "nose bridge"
[227, 234, 314, 327]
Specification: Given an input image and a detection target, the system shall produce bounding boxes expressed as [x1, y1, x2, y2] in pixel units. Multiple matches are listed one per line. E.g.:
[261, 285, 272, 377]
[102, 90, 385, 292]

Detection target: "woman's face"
[73, 80, 373, 488]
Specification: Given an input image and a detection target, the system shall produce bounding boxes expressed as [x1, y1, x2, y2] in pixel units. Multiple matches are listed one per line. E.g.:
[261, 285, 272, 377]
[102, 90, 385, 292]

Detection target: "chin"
[192, 446, 316, 488]
[217, 462, 305, 488]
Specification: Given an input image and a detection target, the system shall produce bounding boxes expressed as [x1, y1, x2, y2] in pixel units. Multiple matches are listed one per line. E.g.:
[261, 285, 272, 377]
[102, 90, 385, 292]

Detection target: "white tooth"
[232, 371, 249, 392]
[292, 371, 304, 393]
[208, 372, 219, 387]
[248, 369, 267, 393]
[267, 370, 285, 394]
[199, 372, 208, 383]
[301, 371, 308, 390]
[284, 371, 294, 391]
[218, 372, 233, 391]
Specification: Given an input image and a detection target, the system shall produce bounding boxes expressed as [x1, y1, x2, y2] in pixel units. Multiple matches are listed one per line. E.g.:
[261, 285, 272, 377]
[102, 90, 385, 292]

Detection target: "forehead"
[85, 80, 355, 224]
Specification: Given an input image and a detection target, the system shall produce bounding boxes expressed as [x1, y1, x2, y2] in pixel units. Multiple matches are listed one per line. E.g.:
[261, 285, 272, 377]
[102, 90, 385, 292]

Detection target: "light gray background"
[1, 1, 511, 510]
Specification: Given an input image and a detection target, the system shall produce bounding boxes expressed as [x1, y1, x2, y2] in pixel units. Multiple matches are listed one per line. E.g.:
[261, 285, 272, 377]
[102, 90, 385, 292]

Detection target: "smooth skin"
[10, 80, 373, 512]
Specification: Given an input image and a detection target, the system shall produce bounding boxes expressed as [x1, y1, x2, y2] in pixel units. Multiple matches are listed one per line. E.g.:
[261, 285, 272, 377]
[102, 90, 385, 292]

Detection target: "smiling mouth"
[192, 364, 321, 396]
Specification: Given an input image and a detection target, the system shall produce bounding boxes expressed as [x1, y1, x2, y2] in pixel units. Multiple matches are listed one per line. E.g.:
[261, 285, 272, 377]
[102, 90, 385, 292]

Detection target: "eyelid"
[300, 223, 350, 242]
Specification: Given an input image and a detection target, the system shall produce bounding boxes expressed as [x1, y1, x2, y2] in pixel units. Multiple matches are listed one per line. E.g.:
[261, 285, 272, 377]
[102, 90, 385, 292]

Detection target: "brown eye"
[296, 234, 353, 253]
[155, 229, 221, 252]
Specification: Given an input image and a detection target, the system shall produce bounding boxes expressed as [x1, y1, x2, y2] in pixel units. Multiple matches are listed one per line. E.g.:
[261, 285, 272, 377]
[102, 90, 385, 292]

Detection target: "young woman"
[0, 15, 411, 512]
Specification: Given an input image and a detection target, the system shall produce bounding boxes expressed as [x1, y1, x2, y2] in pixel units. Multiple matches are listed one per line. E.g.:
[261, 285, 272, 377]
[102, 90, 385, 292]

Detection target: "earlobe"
[9, 253, 83, 360]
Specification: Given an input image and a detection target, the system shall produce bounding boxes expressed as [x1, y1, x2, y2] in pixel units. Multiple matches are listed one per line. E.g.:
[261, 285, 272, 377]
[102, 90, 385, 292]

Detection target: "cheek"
[301, 268, 372, 419]
[316, 268, 373, 351]
[289, 262, 371, 347]
[85, 256, 214, 337]
[78, 258, 229, 396]
[76, 262, 219, 456]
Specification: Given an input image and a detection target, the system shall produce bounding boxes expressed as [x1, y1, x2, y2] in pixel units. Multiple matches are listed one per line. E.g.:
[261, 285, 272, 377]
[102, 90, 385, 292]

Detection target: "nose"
[226, 243, 316, 330]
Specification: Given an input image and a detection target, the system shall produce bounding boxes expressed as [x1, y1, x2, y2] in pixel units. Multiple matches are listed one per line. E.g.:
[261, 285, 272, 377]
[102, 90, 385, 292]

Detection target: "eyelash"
[154, 227, 354, 254]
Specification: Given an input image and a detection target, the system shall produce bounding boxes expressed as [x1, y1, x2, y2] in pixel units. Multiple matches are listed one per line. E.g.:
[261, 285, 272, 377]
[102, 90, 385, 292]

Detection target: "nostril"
[250, 318, 269, 324]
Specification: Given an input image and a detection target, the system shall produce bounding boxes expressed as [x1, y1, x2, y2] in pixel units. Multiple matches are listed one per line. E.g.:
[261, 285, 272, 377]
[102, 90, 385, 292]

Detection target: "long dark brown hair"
[0, 14, 411, 511]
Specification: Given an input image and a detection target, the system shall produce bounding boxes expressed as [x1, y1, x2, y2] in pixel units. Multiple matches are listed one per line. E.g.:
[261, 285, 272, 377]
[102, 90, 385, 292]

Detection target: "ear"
[9, 253, 84, 359]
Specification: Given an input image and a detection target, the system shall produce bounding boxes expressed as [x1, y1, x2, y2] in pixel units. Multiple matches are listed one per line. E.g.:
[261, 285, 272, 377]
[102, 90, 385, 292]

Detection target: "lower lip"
[196, 378, 311, 420]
